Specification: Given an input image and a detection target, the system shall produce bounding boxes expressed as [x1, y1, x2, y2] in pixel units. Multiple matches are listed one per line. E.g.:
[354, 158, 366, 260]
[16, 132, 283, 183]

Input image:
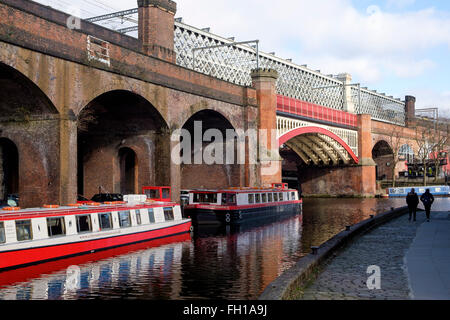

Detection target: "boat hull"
[0, 220, 192, 272]
[184, 201, 302, 225]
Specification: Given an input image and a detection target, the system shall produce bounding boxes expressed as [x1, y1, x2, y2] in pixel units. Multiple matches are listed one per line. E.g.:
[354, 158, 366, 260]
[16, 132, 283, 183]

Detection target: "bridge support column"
[169, 130, 181, 202]
[59, 112, 78, 205]
[251, 68, 282, 187]
[405, 95, 416, 127]
[355, 114, 376, 196]
[138, 0, 177, 63]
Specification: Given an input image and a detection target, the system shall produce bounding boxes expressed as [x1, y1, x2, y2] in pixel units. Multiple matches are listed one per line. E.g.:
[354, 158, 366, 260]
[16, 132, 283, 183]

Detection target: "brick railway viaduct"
[0, 0, 433, 208]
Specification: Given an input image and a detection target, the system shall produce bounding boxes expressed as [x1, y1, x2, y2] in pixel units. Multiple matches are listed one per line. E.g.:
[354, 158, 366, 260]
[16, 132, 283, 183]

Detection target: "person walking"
[406, 188, 419, 222]
[420, 189, 435, 222]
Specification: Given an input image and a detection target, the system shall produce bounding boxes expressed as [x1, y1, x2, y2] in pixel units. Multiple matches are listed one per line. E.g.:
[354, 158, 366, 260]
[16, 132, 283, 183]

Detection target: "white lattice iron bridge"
[173, 20, 406, 126]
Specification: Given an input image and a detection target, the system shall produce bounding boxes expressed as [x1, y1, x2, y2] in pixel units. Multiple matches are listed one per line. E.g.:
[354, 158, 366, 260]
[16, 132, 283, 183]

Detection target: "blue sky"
[34, 0, 450, 117]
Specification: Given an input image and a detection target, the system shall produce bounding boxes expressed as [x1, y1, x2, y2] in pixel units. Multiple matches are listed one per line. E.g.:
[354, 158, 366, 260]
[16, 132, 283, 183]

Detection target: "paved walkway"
[406, 211, 450, 300]
[298, 210, 450, 300]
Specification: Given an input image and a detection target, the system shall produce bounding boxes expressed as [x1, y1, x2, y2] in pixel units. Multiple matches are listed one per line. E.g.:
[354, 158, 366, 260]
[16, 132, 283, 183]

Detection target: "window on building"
[98, 213, 112, 230]
[248, 194, 254, 204]
[76, 215, 92, 233]
[268, 193, 273, 202]
[47, 217, 66, 237]
[255, 193, 261, 203]
[164, 208, 174, 221]
[0, 222, 5, 244]
[148, 209, 155, 223]
[16, 220, 32, 241]
[135, 210, 142, 225]
[118, 211, 131, 228]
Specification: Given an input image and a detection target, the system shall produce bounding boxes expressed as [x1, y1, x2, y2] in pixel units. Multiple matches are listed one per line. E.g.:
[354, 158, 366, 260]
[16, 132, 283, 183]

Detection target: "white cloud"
[386, 0, 416, 9]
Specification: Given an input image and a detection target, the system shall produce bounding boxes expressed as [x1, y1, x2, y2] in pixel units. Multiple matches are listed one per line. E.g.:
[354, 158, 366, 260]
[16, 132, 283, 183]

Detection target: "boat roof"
[189, 188, 297, 194]
[0, 201, 177, 222]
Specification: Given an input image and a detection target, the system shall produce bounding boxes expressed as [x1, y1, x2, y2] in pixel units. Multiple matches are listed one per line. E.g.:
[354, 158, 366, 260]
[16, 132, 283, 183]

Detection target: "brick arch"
[179, 108, 242, 189]
[0, 134, 57, 208]
[0, 61, 59, 116]
[372, 137, 394, 153]
[278, 126, 359, 164]
[77, 90, 171, 198]
[0, 56, 60, 115]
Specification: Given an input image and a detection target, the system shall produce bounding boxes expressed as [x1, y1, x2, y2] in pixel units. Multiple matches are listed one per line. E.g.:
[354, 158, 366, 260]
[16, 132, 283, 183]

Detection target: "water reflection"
[0, 197, 446, 300]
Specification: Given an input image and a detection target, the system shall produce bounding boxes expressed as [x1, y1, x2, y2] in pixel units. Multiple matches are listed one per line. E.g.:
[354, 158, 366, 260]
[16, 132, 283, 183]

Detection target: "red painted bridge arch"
[278, 126, 359, 164]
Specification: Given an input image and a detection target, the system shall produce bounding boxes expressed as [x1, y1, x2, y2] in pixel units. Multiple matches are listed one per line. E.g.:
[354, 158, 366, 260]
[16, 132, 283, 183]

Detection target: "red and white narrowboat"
[183, 183, 302, 225]
[0, 187, 191, 272]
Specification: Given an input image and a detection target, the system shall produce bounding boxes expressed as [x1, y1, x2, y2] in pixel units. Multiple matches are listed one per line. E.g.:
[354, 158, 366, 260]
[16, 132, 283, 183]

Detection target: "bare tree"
[414, 121, 434, 186]
[386, 126, 405, 188]
[428, 122, 449, 182]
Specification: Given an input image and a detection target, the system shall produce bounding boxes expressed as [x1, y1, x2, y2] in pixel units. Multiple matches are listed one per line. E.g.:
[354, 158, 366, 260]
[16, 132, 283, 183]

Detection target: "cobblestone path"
[299, 213, 425, 300]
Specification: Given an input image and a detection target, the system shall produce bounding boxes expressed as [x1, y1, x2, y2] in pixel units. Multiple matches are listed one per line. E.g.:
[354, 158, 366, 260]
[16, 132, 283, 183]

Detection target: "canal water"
[0, 197, 447, 300]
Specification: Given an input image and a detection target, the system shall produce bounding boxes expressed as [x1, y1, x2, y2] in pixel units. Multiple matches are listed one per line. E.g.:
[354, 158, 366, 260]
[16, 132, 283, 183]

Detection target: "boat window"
[98, 213, 112, 230]
[162, 188, 171, 199]
[16, 220, 33, 241]
[148, 209, 155, 223]
[291, 192, 296, 199]
[255, 194, 261, 203]
[193, 193, 217, 204]
[118, 211, 132, 228]
[262, 193, 267, 203]
[76, 215, 92, 233]
[248, 194, 254, 204]
[47, 217, 66, 237]
[268, 193, 273, 202]
[222, 193, 237, 205]
[273, 193, 278, 202]
[135, 210, 142, 225]
[145, 189, 160, 200]
[285, 192, 290, 200]
[164, 207, 174, 221]
[0, 222, 5, 244]
[279, 193, 284, 201]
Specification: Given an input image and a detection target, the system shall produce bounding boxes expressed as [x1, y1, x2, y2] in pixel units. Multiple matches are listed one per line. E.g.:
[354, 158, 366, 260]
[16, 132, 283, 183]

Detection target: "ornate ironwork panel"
[351, 86, 405, 125]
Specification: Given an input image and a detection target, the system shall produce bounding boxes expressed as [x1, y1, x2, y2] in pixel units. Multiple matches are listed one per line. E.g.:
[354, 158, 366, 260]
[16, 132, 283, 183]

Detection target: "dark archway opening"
[0, 138, 19, 201]
[119, 147, 137, 195]
[0, 62, 59, 207]
[180, 110, 240, 189]
[372, 140, 393, 181]
[77, 90, 168, 198]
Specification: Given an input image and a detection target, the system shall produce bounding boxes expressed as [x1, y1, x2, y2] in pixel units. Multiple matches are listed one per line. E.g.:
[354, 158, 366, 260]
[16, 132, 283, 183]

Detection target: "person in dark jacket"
[420, 189, 435, 222]
[406, 188, 419, 221]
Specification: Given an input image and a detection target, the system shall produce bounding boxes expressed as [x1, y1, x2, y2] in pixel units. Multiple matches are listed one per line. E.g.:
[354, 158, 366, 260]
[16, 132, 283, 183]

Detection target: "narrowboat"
[183, 183, 302, 225]
[0, 187, 191, 272]
[387, 185, 450, 197]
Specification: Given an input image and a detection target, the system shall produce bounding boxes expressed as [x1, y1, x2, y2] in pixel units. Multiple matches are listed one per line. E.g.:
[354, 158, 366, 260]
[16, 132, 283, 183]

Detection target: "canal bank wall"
[258, 206, 409, 300]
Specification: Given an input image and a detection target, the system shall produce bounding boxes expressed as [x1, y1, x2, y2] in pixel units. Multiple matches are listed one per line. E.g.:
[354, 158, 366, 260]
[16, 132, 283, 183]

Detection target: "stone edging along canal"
[258, 206, 409, 300]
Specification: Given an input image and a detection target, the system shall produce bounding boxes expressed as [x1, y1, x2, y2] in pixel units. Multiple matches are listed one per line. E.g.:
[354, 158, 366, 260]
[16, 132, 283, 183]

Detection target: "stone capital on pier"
[137, 0, 177, 14]
[250, 68, 279, 81]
